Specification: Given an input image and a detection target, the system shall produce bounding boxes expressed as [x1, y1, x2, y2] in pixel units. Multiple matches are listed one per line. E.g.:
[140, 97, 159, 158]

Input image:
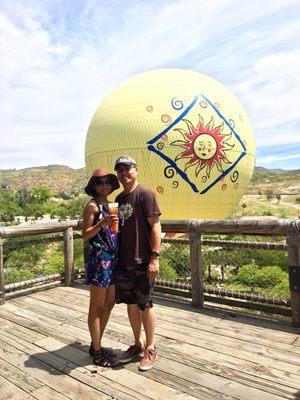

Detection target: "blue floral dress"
[87, 200, 118, 287]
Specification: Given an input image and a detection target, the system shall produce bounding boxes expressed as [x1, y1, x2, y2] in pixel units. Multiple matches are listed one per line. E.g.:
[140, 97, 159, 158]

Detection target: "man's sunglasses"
[94, 179, 112, 186]
[116, 164, 134, 173]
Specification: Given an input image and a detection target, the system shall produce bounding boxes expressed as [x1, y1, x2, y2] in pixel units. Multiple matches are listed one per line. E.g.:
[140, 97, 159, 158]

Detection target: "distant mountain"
[249, 167, 300, 194]
[0, 165, 299, 195]
[0, 165, 87, 196]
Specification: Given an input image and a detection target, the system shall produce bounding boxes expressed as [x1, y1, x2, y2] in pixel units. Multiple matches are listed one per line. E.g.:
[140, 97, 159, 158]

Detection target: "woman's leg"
[100, 284, 115, 340]
[88, 284, 107, 351]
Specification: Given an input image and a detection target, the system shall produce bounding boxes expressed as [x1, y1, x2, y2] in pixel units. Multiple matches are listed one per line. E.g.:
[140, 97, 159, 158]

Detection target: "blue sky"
[0, 0, 299, 170]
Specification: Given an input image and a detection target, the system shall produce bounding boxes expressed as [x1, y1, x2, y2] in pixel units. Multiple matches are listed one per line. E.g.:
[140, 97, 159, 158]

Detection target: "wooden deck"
[0, 284, 300, 400]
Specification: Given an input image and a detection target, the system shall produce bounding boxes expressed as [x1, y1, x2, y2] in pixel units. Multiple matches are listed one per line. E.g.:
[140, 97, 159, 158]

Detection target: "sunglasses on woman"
[94, 179, 112, 186]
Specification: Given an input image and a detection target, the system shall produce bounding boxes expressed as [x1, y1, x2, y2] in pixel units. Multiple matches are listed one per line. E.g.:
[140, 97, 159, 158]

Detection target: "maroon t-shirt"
[115, 185, 161, 265]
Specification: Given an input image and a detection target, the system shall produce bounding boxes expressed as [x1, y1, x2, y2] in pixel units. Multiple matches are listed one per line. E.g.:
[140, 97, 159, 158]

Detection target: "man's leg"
[141, 307, 156, 349]
[127, 304, 143, 347]
[137, 265, 157, 371]
[117, 266, 144, 363]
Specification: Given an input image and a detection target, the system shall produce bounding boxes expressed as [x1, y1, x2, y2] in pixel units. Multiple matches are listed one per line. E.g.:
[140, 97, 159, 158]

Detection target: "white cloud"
[0, 0, 299, 169]
[257, 153, 300, 164]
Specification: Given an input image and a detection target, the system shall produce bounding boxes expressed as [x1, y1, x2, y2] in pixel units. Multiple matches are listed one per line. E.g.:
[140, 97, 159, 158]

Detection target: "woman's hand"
[97, 215, 119, 229]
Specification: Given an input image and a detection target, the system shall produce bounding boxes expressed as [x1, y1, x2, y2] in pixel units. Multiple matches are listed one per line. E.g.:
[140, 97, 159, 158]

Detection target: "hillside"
[0, 165, 87, 196]
[247, 168, 300, 195]
[0, 165, 299, 195]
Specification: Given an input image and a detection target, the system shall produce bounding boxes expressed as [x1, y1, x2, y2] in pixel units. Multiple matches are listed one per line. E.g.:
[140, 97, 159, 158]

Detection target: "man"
[114, 155, 161, 371]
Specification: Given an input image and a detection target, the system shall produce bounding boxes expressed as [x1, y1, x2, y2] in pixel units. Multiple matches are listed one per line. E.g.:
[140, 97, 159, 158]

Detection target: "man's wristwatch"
[150, 251, 160, 258]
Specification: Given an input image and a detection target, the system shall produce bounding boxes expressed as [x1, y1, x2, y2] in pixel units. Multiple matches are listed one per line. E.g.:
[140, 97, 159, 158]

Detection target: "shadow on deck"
[0, 283, 300, 400]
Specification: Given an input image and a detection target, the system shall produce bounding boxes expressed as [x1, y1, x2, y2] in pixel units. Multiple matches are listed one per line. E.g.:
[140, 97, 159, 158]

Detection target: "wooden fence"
[0, 218, 300, 326]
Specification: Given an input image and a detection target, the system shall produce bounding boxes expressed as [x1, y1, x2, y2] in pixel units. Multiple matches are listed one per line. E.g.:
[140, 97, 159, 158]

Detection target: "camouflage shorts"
[115, 263, 154, 311]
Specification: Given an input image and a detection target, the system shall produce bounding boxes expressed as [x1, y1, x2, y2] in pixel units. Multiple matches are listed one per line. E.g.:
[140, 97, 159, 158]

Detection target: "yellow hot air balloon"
[85, 69, 255, 220]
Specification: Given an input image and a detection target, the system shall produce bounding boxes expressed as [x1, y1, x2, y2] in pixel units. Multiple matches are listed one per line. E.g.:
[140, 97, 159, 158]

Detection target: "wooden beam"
[0, 220, 80, 238]
[287, 234, 300, 327]
[64, 227, 74, 287]
[188, 218, 300, 236]
[0, 240, 4, 305]
[1, 218, 300, 238]
[189, 231, 203, 307]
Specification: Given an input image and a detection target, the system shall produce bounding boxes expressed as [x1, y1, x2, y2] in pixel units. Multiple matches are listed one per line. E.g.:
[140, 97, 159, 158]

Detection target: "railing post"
[287, 234, 300, 327]
[83, 240, 91, 284]
[64, 227, 74, 286]
[0, 240, 5, 304]
[189, 231, 203, 307]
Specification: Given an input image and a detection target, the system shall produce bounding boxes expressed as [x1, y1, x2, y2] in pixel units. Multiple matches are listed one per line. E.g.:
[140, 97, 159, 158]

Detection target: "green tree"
[66, 195, 88, 219]
[31, 185, 51, 204]
[15, 188, 34, 208]
[275, 194, 281, 205]
[266, 190, 274, 203]
[0, 189, 21, 222]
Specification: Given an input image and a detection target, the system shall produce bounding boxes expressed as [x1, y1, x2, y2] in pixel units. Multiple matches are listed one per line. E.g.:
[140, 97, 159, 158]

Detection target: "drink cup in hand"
[108, 203, 119, 233]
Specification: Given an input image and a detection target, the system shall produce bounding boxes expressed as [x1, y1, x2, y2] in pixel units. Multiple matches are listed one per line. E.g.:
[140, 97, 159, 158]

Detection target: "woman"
[82, 168, 119, 367]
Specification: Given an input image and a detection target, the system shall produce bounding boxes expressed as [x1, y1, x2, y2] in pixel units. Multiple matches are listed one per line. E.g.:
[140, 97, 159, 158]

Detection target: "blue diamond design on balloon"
[147, 94, 247, 194]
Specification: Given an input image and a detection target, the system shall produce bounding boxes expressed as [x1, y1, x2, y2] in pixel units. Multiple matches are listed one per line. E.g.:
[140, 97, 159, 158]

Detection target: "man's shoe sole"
[118, 351, 144, 363]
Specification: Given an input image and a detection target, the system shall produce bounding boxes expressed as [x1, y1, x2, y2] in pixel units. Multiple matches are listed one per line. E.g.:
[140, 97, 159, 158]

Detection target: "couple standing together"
[82, 155, 161, 371]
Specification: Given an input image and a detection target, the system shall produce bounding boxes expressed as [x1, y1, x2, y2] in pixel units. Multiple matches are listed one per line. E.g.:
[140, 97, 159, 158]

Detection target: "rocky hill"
[0, 165, 299, 195]
[0, 165, 87, 196]
[247, 168, 300, 195]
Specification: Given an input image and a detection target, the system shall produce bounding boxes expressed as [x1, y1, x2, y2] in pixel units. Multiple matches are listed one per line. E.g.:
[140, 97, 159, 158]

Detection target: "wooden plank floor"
[0, 284, 300, 400]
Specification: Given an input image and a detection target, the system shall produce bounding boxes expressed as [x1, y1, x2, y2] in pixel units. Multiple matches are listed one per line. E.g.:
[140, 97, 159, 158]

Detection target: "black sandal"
[93, 349, 115, 367]
[89, 342, 116, 358]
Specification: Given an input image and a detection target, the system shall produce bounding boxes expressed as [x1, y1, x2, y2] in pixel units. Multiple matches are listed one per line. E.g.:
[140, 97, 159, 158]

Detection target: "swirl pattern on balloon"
[161, 114, 172, 124]
[172, 181, 179, 188]
[171, 97, 184, 110]
[200, 101, 207, 108]
[222, 184, 227, 191]
[157, 142, 164, 150]
[229, 119, 235, 128]
[146, 106, 153, 112]
[164, 165, 175, 179]
[230, 171, 239, 183]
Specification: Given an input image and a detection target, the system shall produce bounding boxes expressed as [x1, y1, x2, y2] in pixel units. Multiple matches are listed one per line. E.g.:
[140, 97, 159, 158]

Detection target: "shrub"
[251, 250, 287, 270]
[158, 258, 179, 281]
[237, 264, 286, 289]
[4, 268, 35, 284]
[44, 252, 64, 275]
[271, 277, 290, 298]
[262, 210, 273, 216]
[251, 266, 286, 288]
[161, 244, 190, 278]
[237, 264, 257, 286]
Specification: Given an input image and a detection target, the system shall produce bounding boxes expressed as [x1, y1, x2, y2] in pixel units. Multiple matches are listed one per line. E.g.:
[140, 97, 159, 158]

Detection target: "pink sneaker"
[139, 347, 158, 371]
[118, 344, 144, 363]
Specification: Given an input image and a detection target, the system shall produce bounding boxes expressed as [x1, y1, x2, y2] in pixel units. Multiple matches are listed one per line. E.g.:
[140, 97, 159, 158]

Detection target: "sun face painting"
[85, 69, 255, 220]
[173, 116, 232, 177]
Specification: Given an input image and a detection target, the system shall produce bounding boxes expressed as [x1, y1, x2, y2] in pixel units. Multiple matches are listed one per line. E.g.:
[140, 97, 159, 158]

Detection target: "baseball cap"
[114, 155, 137, 171]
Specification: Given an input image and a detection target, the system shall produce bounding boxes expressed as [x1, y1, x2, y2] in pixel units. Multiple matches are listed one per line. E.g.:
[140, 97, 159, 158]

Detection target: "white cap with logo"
[114, 155, 137, 170]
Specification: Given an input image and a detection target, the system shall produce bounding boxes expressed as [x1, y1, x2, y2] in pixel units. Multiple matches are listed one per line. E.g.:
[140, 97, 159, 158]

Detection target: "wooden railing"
[0, 219, 300, 326]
